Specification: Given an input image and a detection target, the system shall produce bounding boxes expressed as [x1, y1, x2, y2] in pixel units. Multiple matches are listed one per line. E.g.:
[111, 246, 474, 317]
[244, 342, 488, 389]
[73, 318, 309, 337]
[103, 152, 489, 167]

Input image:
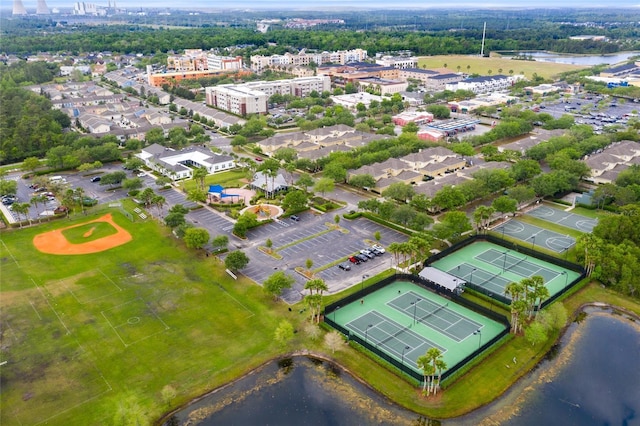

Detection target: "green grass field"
[418, 55, 587, 80]
[0, 210, 297, 425]
[180, 169, 249, 192]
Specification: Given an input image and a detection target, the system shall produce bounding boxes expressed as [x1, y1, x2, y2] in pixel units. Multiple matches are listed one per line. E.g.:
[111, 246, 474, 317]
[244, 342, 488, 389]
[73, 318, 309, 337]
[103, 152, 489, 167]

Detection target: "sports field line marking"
[0, 238, 20, 268]
[31, 277, 72, 335]
[29, 300, 43, 320]
[214, 282, 255, 319]
[101, 298, 171, 347]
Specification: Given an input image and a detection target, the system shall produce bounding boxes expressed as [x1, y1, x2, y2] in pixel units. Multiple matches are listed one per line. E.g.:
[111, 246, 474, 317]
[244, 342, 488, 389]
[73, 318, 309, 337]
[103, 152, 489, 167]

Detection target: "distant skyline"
[7, 0, 640, 11]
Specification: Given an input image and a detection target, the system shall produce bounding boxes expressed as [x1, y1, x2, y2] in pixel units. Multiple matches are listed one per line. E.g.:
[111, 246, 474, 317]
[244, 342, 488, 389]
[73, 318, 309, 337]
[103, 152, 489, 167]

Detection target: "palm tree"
[504, 281, 525, 333]
[416, 354, 435, 394]
[426, 347, 442, 394]
[152, 195, 166, 216]
[74, 187, 85, 214]
[192, 166, 208, 191]
[304, 278, 328, 323]
[12, 202, 30, 226]
[434, 358, 448, 394]
[388, 242, 402, 269]
[30, 195, 45, 221]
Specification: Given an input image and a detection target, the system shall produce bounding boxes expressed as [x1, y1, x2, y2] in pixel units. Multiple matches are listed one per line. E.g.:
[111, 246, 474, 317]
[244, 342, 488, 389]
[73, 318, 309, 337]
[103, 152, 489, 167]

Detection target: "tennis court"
[493, 219, 575, 253]
[332, 280, 507, 376]
[430, 241, 581, 301]
[526, 205, 598, 233]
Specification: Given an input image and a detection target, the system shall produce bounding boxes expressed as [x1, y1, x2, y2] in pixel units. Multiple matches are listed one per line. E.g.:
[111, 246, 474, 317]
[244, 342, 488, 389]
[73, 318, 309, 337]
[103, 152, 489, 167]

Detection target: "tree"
[281, 190, 308, 212]
[224, 250, 250, 272]
[349, 174, 376, 189]
[324, 330, 345, 353]
[507, 185, 536, 204]
[374, 231, 381, 243]
[323, 162, 347, 183]
[263, 271, 295, 301]
[11, 202, 30, 226]
[305, 258, 314, 276]
[122, 177, 143, 192]
[152, 195, 166, 215]
[22, 156, 42, 174]
[313, 177, 335, 197]
[473, 205, 495, 233]
[164, 212, 186, 229]
[525, 321, 547, 347]
[382, 182, 415, 203]
[273, 320, 294, 347]
[296, 173, 314, 193]
[511, 159, 542, 182]
[124, 158, 145, 171]
[183, 228, 210, 250]
[211, 235, 229, 252]
[492, 195, 518, 215]
[433, 211, 472, 241]
[186, 188, 207, 204]
[100, 171, 127, 187]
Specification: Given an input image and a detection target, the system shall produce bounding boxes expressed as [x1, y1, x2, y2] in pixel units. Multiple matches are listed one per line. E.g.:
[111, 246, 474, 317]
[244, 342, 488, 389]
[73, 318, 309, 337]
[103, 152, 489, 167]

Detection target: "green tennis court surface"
[493, 220, 575, 253]
[333, 280, 507, 376]
[526, 205, 598, 233]
[431, 241, 580, 301]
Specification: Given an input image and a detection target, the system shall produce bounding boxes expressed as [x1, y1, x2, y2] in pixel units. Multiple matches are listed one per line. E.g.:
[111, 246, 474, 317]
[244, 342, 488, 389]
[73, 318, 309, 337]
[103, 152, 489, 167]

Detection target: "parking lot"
[537, 94, 639, 133]
[238, 213, 409, 304]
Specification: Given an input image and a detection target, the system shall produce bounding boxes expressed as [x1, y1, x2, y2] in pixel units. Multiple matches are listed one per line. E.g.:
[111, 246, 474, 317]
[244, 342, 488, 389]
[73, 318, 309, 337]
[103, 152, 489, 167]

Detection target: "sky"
[11, 0, 640, 10]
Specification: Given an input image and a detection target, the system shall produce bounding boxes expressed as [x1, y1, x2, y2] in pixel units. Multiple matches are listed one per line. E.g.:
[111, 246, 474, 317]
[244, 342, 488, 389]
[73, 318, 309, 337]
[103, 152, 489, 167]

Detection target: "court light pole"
[365, 324, 373, 344]
[502, 251, 508, 272]
[401, 345, 411, 373]
[411, 298, 421, 324]
[563, 246, 569, 260]
[473, 329, 482, 350]
[333, 306, 339, 323]
[361, 274, 369, 293]
[530, 235, 536, 251]
[562, 271, 568, 289]
[470, 268, 477, 285]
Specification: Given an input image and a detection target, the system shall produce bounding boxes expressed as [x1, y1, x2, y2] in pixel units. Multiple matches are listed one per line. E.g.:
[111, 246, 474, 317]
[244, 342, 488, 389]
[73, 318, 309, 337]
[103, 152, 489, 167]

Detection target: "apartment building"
[446, 75, 521, 94]
[375, 55, 418, 69]
[205, 76, 331, 115]
[167, 49, 244, 72]
[250, 49, 368, 72]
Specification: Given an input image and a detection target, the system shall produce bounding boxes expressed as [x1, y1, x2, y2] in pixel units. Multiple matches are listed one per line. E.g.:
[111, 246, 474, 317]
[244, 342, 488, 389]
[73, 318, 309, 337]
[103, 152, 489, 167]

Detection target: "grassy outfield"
[0, 211, 303, 425]
[418, 55, 587, 80]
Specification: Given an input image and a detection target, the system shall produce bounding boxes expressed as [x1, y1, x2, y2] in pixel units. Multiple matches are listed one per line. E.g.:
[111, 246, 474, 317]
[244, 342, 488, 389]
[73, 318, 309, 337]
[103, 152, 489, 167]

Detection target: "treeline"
[1, 23, 635, 57]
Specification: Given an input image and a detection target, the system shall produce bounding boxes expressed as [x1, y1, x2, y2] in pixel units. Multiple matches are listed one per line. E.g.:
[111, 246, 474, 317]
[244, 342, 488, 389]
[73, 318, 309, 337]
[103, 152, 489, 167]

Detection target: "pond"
[166, 307, 640, 426]
[499, 51, 640, 66]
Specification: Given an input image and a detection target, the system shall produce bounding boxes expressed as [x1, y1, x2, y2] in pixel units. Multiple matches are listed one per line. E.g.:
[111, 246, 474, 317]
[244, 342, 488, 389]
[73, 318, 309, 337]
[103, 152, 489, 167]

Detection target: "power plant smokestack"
[12, 0, 28, 15]
[36, 0, 50, 14]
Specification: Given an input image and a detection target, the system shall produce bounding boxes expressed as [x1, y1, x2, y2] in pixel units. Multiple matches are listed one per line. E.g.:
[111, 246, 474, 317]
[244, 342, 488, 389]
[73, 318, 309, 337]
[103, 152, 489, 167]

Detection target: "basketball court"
[493, 219, 575, 253]
[526, 205, 597, 233]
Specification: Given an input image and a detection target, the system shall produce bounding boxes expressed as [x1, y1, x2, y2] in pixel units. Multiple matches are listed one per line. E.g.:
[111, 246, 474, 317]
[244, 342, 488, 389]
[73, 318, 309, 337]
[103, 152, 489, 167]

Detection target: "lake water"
[167, 308, 640, 426]
[500, 51, 640, 66]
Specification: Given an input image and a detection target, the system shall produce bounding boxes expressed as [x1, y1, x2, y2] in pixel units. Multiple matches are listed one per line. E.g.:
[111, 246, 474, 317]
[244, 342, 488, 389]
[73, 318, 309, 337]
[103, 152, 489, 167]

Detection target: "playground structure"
[208, 185, 253, 205]
[240, 203, 283, 221]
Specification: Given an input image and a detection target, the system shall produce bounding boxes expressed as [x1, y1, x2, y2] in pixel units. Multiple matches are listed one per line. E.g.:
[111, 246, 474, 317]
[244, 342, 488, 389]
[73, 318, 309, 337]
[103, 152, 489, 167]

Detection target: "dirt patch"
[33, 213, 132, 255]
[82, 227, 96, 238]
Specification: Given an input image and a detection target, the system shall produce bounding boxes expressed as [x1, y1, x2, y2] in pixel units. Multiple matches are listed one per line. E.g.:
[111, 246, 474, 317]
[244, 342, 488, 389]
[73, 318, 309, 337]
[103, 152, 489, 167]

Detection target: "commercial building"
[137, 144, 235, 181]
[375, 56, 418, 69]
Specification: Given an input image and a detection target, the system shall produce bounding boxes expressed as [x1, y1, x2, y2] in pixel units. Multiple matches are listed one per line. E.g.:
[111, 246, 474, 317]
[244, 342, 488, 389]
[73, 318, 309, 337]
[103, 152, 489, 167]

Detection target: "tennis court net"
[377, 324, 410, 347]
[477, 272, 501, 289]
[506, 256, 528, 272]
[417, 303, 448, 324]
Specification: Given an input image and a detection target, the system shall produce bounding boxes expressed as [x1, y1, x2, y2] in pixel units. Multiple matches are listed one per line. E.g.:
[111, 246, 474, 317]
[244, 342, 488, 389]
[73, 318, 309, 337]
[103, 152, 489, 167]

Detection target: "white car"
[371, 244, 386, 253]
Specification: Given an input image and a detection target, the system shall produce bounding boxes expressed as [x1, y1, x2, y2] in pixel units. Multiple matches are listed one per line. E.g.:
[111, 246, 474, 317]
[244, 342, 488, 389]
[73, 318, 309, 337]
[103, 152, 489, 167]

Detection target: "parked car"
[348, 256, 360, 264]
[90, 176, 101, 182]
[360, 249, 375, 259]
[355, 254, 368, 263]
[370, 248, 384, 256]
[290, 215, 300, 222]
[338, 263, 351, 271]
[371, 244, 386, 254]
